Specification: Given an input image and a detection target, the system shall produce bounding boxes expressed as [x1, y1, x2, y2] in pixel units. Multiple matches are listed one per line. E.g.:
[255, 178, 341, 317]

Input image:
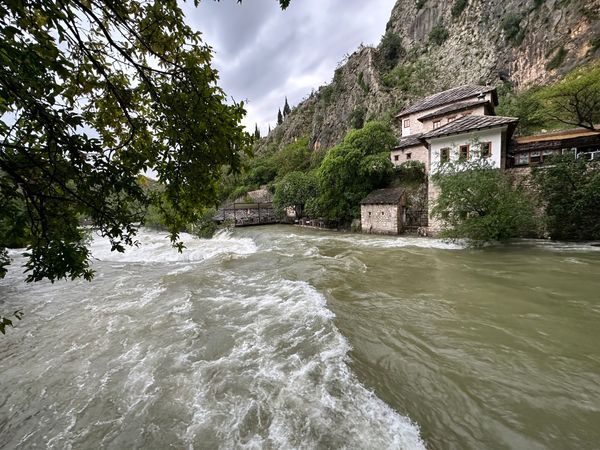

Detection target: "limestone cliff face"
[257, 0, 600, 154]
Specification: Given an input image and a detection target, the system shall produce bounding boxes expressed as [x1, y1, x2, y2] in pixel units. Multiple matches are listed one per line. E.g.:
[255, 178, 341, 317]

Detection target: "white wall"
[428, 127, 506, 174]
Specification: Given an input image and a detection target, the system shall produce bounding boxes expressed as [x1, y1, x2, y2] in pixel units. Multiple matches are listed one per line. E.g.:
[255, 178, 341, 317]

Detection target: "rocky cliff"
[257, 0, 600, 154]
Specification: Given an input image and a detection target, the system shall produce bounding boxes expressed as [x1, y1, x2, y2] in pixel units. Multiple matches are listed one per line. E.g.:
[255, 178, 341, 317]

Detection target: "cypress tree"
[283, 97, 291, 117]
[254, 123, 261, 140]
[277, 109, 283, 125]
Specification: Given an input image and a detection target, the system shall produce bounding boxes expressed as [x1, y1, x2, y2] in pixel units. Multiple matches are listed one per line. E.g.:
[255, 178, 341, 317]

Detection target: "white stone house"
[386, 85, 520, 234]
[391, 85, 498, 170]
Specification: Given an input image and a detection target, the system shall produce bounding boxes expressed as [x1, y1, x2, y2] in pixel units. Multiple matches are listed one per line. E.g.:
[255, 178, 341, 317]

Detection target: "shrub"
[531, 154, 600, 240]
[451, 0, 468, 18]
[377, 32, 405, 71]
[501, 13, 525, 46]
[348, 107, 367, 129]
[416, 0, 426, 9]
[546, 46, 568, 70]
[429, 24, 449, 46]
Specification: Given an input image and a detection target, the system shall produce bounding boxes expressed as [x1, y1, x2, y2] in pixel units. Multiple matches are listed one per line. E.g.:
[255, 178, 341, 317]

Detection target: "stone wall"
[361, 204, 401, 235]
[391, 144, 430, 172]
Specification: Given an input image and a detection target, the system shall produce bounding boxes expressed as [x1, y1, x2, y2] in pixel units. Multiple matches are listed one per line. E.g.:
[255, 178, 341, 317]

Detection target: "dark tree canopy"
[277, 109, 283, 125]
[283, 97, 291, 117]
[0, 0, 290, 330]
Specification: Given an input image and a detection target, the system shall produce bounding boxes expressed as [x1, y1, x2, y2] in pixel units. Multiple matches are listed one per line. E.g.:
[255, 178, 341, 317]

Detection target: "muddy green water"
[1, 226, 599, 449]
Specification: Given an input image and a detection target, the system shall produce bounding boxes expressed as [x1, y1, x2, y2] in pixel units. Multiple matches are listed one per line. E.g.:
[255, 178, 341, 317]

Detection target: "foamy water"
[0, 229, 425, 449]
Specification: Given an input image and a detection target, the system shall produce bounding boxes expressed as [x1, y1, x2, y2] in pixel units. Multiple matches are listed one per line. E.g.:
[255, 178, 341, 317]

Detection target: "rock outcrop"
[257, 0, 600, 154]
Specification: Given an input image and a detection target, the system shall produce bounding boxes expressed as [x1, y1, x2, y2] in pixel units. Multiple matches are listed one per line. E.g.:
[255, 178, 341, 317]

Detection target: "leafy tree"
[277, 109, 284, 125]
[315, 122, 396, 224]
[538, 62, 600, 131]
[0, 0, 290, 332]
[273, 171, 318, 218]
[496, 85, 548, 135]
[432, 158, 539, 243]
[283, 97, 291, 117]
[531, 154, 600, 240]
[271, 137, 311, 177]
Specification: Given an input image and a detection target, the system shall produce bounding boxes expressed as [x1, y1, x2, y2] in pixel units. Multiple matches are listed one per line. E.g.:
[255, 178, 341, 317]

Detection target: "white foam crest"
[182, 279, 425, 449]
[89, 228, 257, 263]
[286, 232, 465, 250]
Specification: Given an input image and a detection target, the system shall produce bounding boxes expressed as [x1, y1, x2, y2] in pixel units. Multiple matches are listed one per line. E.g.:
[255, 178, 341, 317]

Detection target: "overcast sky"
[183, 0, 397, 135]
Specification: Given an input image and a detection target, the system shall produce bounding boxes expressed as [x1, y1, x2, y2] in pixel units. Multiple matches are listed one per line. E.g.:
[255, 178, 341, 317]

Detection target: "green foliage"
[314, 122, 396, 224]
[533, 0, 546, 9]
[348, 107, 367, 129]
[531, 154, 600, 240]
[432, 158, 539, 243]
[245, 163, 278, 186]
[451, 0, 468, 18]
[283, 97, 291, 117]
[271, 137, 311, 177]
[538, 61, 600, 130]
[277, 109, 283, 125]
[396, 161, 426, 184]
[381, 60, 437, 96]
[0, 310, 24, 335]
[496, 85, 550, 135]
[273, 171, 318, 218]
[254, 124, 261, 140]
[429, 24, 449, 46]
[546, 46, 568, 70]
[0, 0, 286, 291]
[357, 72, 370, 94]
[502, 13, 525, 46]
[377, 31, 404, 71]
[189, 208, 219, 239]
[416, 0, 426, 9]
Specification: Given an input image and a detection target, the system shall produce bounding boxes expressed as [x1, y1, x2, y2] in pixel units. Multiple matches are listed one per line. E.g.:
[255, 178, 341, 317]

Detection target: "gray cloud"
[183, 0, 396, 134]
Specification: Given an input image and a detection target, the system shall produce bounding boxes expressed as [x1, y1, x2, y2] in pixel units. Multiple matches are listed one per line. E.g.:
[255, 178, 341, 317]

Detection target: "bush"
[502, 13, 525, 46]
[451, 0, 468, 18]
[432, 158, 539, 243]
[429, 24, 449, 46]
[377, 32, 404, 71]
[416, 0, 426, 9]
[396, 161, 426, 184]
[348, 107, 367, 129]
[531, 154, 600, 240]
[546, 46, 568, 70]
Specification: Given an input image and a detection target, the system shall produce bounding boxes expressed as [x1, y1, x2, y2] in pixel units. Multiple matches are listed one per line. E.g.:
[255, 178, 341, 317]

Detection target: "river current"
[1, 226, 599, 449]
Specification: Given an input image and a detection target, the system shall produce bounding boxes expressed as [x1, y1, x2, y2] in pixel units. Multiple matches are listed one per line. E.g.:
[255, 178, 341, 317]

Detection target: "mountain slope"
[257, 0, 600, 154]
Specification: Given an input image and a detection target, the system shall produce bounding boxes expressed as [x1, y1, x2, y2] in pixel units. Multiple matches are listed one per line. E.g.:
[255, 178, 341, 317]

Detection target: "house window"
[440, 147, 450, 163]
[394, 155, 399, 161]
[448, 116, 456, 123]
[403, 119, 410, 128]
[459, 144, 470, 161]
[433, 120, 442, 129]
[515, 153, 529, 165]
[406, 152, 412, 160]
[480, 142, 492, 158]
[530, 151, 541, 164]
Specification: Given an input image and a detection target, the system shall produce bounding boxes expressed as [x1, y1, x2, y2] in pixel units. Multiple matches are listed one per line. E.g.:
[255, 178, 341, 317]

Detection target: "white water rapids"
[0, 229, 425, 449]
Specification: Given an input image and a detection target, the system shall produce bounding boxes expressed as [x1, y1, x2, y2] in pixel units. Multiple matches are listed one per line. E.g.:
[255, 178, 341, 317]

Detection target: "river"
[1, 226, 599, 449]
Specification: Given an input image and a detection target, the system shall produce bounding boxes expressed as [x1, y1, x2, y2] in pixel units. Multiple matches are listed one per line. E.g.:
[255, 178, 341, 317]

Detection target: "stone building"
[389, 84, 520, 234]
[360, 188, 405, 235]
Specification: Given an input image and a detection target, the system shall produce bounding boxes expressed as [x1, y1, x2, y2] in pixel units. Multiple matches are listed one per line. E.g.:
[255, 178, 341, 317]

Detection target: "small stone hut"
[360, 188, 405, 235]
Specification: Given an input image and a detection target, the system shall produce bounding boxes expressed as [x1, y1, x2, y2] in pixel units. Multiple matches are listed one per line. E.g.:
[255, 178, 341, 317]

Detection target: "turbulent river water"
[1, 226, 599, 449]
